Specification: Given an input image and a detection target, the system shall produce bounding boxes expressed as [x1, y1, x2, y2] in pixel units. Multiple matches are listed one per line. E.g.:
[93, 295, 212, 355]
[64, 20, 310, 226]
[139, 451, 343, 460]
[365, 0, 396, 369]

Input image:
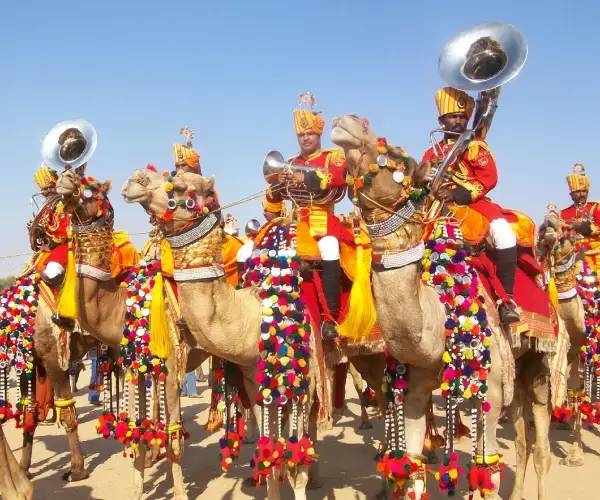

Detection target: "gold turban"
[567, 163, 590, 192]
[34, 163, 58, 189]
[435, 87, 475, 120]
[293, 110, 325, 135]
[173, 144, 200, 171]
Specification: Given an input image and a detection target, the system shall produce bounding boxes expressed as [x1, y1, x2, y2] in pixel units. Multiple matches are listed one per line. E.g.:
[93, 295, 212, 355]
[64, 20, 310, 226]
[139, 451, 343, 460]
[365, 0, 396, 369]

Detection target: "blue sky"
[0, 0, 596, 275]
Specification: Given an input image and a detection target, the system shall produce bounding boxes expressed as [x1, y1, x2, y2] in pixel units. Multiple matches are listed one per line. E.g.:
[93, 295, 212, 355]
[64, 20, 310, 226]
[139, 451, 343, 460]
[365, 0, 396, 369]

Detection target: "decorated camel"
[120, 166, 390, 498]
[0, 252, 102, 482]
[330, 114, 558, 499]
[52, 169, 199, 500]
[538, 207, 600, 466]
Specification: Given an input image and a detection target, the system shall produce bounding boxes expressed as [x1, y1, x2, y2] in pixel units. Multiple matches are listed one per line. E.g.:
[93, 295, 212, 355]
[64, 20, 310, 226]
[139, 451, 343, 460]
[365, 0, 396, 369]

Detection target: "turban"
[435, 87, 475, 120]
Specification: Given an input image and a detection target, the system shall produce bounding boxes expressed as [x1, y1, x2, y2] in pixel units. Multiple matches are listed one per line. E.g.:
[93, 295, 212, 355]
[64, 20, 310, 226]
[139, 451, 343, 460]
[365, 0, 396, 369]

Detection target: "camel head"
[330, 115, 423, 214]
[57, 168, 113, 225]
[122, 166, 218, 233]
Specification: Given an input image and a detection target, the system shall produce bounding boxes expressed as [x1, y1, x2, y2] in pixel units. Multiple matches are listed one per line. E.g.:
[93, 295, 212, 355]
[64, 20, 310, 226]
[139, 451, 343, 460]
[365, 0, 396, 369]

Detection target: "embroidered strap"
[365, 201, 417, 238]
[556, 254, 576, 273]
[373, 241, 425, 271]
[173, 264, 225, 282]
[558, 288, 578, 300]
[76, 263, 112, 281]
[166, 213, 219, 248]
[72, 211, 113, 234]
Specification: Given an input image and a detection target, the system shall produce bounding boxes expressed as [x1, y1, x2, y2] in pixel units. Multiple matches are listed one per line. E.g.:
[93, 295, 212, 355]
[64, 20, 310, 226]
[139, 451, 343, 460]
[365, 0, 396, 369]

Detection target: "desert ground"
[4, 359, 599, 499]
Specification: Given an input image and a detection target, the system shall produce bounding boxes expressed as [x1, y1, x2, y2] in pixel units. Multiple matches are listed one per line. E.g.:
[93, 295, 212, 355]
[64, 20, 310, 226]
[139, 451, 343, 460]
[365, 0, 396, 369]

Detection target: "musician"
[263, 93, 352, 340]
[560, 164, 600, 271]
[421, 87, 520, 325]
[32, 164, 70, 288]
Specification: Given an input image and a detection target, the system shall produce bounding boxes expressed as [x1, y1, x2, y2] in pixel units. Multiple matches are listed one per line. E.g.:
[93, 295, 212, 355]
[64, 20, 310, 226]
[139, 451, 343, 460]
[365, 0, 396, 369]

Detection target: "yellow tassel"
[338, 235, 377, 339]
[149, 272, 172, 359]
[56, 225, 78, 320]
[547, 276, 559, 310]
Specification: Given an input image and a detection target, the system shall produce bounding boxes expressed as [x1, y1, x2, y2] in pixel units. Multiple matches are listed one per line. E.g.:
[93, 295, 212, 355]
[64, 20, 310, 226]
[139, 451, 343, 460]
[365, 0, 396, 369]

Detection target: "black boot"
[495, 247, 521, 325]
[321, 260, 341, 341]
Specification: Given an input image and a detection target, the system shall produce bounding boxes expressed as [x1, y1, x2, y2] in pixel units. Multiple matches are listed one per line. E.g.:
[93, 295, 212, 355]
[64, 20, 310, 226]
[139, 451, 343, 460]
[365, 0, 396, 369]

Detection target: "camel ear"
[102, 179, 112, 194]
[75, 163, 87, 177]
[200, 175, 215, 193]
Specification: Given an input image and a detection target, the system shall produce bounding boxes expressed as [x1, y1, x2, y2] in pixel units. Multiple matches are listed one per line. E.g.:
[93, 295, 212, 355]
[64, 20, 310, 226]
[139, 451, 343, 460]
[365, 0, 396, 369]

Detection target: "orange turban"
[567, 163, 590, 192]
[173, 144, 200, 171]
[34, 163, 58, 189]
[293, 109, 325, 136]
[435, 87, 475, 120]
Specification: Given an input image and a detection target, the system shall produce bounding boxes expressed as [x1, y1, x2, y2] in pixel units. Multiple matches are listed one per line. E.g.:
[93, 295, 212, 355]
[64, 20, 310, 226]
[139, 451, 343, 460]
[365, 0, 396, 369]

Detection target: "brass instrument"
[262, 150, 345, 205]
[41, 118, 98, 172]
[426, 21, 528, 219]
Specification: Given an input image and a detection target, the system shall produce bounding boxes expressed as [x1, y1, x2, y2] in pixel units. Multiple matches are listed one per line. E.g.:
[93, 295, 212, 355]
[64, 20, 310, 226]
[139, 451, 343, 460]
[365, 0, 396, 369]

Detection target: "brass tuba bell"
[41, 119, 98, 171]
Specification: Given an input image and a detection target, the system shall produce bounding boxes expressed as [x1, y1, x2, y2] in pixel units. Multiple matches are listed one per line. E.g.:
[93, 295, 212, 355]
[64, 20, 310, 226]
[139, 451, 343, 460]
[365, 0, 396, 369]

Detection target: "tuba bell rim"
[41, 118, 98, 171]
[438, 21, 528, 93]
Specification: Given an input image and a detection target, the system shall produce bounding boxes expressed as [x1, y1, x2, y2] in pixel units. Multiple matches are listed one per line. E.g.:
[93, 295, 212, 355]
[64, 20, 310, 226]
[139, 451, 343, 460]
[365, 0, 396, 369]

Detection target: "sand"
[4, 361, 599, 499]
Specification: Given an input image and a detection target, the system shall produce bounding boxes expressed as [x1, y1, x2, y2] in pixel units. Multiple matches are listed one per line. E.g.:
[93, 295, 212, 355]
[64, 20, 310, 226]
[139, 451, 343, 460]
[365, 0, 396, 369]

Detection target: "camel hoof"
[243, 477, 260, 488]
[358, 422, 373, 430]
[62, 467, 90, 482]
[375, 489, 389, 500]
[560, 455, 584, 467]
[307, 477, 324, 490]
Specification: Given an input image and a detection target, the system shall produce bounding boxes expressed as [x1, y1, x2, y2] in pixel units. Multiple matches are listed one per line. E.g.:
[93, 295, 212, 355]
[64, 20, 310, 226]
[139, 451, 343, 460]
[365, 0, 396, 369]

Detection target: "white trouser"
[41, 261, 65, 280]
[236, 235, 340, 262]
[236, 240, 254, 263]
[318, 235, 340, 261]
[489, 219, 516, 250]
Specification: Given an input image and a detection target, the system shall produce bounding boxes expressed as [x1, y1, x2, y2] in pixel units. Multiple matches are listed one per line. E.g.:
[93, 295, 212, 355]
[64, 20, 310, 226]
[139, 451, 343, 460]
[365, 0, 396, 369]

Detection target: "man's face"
[264, 209, 277, 222]
[41, 183, 56, 198]
[297, 131, 321, 156]
[439, 112, 469, 135]
[570, 189, 588, 206]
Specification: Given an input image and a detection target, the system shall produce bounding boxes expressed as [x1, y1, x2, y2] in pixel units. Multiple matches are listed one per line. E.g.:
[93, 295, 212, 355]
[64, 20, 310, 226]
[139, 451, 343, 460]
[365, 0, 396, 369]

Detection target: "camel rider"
[262, 92, 352, 340]
[173, 127, 202, 175]
[32, 164, 70, 288]
[421, 87, 520, 325]
[560, 164, 600, 271]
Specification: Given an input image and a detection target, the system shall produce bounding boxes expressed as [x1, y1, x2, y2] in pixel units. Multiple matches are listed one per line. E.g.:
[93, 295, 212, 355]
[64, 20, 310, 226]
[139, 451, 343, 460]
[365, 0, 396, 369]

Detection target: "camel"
[0, 267, 94, 481]
[0, 426, 34, 500]
[537, 209, 589, 466]
[330, 114, 555, 500]
[54, 170, 196, 500]
[121, 166, 390, 499]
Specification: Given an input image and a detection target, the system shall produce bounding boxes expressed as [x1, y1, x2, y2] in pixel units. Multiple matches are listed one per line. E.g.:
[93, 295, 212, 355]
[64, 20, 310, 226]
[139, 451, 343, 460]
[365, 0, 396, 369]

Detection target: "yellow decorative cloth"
[34, 163, 58, 189]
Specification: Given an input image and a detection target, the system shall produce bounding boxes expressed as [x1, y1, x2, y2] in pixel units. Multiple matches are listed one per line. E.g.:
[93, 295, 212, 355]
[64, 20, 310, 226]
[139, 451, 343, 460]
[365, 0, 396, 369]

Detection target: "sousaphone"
[426, 21, 528, 216]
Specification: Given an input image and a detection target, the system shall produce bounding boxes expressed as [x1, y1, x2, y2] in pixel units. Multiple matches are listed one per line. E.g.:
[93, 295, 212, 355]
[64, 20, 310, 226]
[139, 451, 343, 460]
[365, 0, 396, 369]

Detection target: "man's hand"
[292, 171, 305, 185]
[569, 220, 583, 232]
[277, 170, 293, 184]
[437, 188, 453, 202]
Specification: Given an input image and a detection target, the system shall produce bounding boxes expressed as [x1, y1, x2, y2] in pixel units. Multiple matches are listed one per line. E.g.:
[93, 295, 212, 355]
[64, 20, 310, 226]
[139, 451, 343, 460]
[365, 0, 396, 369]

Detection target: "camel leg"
[348, 362, 372, 430]
[243, 407, 259, 444]
[530, 376, 551, 500]
[560, 411, 584, 467]
[509, 380, 531, 500]
[0, 427, 33, 500]
[306, 399, 322, 489]
[403, 367, 437, 500]
[17, 373, 36, 478]
[41, 358, 89, 481]
[165, 355, 187, 500]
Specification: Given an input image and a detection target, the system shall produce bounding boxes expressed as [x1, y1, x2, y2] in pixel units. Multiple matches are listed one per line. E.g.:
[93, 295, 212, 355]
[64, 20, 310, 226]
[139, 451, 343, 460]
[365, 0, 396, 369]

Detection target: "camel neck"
[165, 214, 226, 283]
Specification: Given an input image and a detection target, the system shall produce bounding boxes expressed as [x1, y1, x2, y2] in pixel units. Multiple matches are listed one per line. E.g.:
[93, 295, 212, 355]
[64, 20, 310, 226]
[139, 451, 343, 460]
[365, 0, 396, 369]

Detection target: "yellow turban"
[435, 87, 476, 120]
[293, 110, 325, 136]
[34, 163, 58, 189]
[567, 163, 590, 192]
[173, 144, 200, 171]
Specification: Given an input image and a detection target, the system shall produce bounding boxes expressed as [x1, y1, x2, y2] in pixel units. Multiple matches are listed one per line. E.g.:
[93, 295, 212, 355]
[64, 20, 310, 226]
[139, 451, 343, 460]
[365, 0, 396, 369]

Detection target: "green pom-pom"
[444, 456, 450, 466]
